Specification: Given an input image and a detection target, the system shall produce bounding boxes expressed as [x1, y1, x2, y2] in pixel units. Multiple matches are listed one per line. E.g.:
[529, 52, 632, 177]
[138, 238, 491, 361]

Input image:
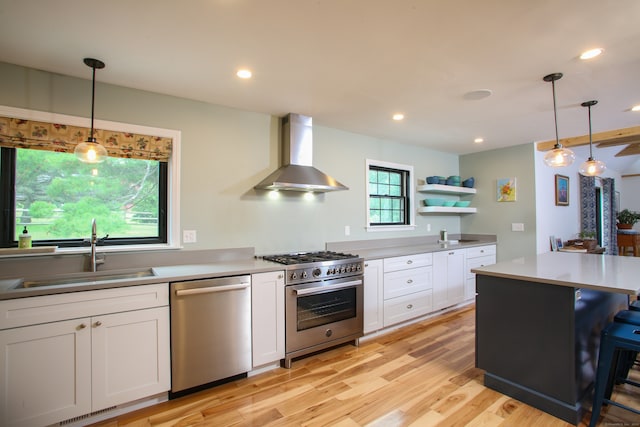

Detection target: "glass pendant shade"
[579, 158, 606, 176]
[543, 144, 576, 167]
[578, 100, 604, 176]
[75, 57, 107, 164]
[74, 139, 108, 163]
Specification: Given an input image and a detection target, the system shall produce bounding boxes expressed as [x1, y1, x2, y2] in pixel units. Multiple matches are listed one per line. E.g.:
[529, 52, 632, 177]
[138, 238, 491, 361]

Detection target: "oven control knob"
[356, 264, 362, 271]
[337, 266, 343, 274]
[313, 268, 321, 277]
[291, 272, 297, 280]
[325, 329, 333, 337]
[301, 271, 308, 279]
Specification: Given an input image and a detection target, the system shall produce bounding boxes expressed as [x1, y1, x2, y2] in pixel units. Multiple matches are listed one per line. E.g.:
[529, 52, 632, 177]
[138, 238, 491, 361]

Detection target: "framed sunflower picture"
[497, 177, 516, 202]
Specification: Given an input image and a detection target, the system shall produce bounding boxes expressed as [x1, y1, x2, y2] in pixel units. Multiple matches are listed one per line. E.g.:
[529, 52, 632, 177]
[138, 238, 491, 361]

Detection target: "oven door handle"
[175, 282, 250, 296]
[293, 279, 362, 296]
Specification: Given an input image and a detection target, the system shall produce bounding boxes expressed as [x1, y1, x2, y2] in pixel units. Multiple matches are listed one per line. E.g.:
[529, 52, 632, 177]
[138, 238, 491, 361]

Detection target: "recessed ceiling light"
[474, 138, 484, 143]
[236, 69, 252, 79]
[580, 48, 604, 60]
[392, 113, 404, 121]
[632, 105, 640, 112]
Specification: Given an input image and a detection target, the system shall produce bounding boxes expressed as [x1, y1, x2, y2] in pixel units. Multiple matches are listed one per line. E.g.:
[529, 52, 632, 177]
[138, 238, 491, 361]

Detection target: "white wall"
[619, 175, 640, 231]
[534, 148, 623, 253]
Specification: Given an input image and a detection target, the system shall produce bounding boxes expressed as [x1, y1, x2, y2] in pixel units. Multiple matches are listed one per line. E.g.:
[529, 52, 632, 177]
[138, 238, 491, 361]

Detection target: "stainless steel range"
[262, 251, 364, 368]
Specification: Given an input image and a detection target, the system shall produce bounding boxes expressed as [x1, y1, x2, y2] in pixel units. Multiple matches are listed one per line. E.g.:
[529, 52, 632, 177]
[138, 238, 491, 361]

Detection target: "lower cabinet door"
[383, 290, 433, 327]
[0, 318, 91, 427]
[251, 271, 285, 367]
[91, 306, 170, 411]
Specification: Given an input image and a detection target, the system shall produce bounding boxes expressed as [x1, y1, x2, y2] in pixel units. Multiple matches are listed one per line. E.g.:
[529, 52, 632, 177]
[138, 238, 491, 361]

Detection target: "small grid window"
[368, 163, 411, 226]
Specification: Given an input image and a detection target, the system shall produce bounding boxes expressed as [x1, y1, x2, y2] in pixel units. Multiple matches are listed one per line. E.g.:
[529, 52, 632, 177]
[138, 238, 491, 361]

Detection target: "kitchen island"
[472, 252, 639, 425]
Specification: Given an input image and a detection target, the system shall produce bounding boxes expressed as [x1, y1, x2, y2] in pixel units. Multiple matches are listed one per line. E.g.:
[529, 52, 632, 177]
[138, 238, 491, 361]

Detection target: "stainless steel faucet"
[89, 218, 107, 272]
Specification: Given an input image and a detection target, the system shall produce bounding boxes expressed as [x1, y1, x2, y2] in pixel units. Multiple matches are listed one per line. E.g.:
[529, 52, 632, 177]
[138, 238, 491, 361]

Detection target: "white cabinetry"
[251, 271, 285, 367]
[382, 253, 433, 327]
[363, 259, 384, 334]
[465, 245, 497, 300]
[0, 284, 170, 427]
[432, 249, 466, 310]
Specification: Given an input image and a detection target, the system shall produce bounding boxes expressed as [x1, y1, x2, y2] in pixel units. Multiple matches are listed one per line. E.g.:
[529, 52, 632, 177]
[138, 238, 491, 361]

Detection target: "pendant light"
[542, 73, 575, 167]
[579, 100, 606, 176]
[74, 58, 108, 163]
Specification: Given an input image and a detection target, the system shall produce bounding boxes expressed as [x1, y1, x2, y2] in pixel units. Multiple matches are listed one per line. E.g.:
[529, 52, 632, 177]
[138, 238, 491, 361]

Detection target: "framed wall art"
[497, 177, 516, 202]
[555, 174, 569, 206]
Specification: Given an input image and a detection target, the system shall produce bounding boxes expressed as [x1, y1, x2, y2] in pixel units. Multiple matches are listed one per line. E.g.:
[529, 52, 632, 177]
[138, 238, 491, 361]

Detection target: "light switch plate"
[512, 223, 525, 232]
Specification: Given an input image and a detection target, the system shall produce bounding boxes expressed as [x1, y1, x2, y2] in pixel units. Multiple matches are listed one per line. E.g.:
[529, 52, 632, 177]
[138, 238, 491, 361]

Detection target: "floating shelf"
[416, 184, 476, 195]
[417, 206, 477, 214]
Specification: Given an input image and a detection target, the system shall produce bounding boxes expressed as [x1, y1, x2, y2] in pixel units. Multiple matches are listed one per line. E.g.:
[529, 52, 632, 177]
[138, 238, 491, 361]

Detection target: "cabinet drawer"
[466, 245, 496, 259]
[467, 255, 496, 279]
[0, 283, 169, 330]
[383, 290, 433, 327]
[383, 253, 432, 273]
[384, 266, 432, 299]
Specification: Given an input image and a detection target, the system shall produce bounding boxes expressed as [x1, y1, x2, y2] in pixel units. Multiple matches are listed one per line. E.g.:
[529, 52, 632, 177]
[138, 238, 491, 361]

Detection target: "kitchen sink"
[17, 268, 156, 289]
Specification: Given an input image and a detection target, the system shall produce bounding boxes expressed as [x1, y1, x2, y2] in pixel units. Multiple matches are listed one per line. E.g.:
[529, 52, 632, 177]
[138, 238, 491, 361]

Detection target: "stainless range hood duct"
[254, 113, 348, 192]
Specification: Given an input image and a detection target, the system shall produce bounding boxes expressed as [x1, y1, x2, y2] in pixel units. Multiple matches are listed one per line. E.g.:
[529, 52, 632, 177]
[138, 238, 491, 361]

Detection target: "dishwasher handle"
[175, 282, 250, 296]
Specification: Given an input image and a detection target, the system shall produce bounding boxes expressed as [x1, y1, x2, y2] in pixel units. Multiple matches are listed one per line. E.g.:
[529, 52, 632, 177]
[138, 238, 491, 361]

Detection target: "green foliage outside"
[15, 149, 160, 241]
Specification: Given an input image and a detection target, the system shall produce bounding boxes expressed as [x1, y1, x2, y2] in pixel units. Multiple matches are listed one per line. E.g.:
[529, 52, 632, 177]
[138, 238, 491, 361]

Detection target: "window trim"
[0, 105, 181, 250]
[365, 159, 415, 231]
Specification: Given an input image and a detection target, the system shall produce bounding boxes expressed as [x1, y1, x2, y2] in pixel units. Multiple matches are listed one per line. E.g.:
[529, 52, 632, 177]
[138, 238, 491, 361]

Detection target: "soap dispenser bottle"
[18, 226, 32, 249]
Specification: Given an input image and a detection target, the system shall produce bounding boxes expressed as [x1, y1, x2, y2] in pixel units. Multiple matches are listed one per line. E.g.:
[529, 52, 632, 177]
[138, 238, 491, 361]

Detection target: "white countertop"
[472, 252, 640, 295]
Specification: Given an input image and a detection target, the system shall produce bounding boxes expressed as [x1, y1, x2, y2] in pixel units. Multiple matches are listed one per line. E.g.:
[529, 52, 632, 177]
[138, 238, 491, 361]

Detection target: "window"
[0, 106, 180, 249]
[366, 159, 415, 230]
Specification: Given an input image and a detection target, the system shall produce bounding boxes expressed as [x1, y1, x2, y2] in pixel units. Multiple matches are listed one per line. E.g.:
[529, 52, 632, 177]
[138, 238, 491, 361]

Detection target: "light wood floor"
[93, 305, 639, 427]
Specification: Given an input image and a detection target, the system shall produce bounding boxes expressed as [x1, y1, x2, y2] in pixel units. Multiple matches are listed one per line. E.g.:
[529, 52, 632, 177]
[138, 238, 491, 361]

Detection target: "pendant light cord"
[551, 79, 560, 147]
[90, 64, 96, 141]
[587, 103, 593, 159]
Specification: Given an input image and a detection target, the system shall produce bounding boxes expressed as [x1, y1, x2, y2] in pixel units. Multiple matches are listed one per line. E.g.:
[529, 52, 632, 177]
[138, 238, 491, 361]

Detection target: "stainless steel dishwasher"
[170, 275, 251, 396]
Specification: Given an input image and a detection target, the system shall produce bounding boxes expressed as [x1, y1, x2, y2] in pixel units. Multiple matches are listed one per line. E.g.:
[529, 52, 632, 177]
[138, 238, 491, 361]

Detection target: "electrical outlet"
[512, 223, 525, 232]
[344, 225, 350, 236]
[183, 230, 197, 243]
[427, 223, 431, 232]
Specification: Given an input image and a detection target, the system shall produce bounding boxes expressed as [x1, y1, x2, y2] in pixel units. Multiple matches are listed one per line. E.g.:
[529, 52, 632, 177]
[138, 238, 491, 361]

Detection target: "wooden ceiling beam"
[615, 144, 640, 157]
[595, 135, 640, 147]
[536, 126, 640, 151]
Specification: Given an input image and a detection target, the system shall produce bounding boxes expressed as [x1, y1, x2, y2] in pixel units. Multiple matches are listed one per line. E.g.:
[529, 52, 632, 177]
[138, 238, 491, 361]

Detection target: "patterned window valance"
[0, 116, 173, 162]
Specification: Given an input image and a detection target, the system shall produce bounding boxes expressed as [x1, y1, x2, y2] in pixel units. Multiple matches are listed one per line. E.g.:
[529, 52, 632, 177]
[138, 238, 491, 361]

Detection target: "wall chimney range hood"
[254, 113, 348, 192]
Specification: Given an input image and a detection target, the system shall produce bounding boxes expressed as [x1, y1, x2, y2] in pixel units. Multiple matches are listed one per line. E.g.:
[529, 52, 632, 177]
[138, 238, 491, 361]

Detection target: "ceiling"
[1, 0, 639, 171]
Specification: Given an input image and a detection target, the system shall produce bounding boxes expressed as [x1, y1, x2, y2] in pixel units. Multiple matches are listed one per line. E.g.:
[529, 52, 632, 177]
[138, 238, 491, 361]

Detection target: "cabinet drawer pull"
[78, 323, 87, 330]
[406, 260, 413, 264]
[406, 279, 413, 284]
[94, 321, 103, 327]
[480, 250, 485, 253]
[449, 252, 454, 255]
[364, 263, 368, 267]
[406, 304, 413, 309]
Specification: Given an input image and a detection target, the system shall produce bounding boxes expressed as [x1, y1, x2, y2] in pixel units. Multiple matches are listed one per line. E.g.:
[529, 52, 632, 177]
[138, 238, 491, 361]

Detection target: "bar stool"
[630, 300, 640, 312]
[589, 322, 640, 427]
[614, 310, 640, 380]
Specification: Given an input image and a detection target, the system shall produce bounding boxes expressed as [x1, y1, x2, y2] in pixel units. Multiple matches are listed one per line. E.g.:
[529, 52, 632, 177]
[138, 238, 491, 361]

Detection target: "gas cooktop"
[262, 251, 359, 265]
